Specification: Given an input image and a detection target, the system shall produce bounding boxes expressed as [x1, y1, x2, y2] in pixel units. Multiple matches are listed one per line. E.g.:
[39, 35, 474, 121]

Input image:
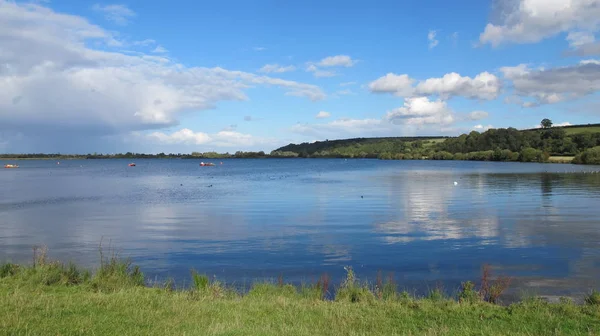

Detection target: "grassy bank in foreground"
[2, 252, 600, 335]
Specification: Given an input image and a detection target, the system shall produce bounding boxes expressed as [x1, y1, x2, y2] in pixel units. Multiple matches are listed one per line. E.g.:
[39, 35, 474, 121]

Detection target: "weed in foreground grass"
[458, 281, 480, 303]
[335, 266, 375, 303]
[375, 271, 397, 301]
[189, 270, 232, 299]
[479, 264, 512, 304]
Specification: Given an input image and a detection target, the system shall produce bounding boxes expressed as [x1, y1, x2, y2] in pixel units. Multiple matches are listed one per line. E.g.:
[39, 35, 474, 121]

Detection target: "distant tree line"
[3, 121, 600, 164]
[271, 121, 600, 164]
[0, 151, 273, 160]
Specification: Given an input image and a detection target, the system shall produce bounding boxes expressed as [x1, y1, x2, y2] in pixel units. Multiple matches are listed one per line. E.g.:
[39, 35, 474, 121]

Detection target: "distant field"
[421, 138, 446, 148]
[564, 126, 600, 135]
[548, 156, 575, 163]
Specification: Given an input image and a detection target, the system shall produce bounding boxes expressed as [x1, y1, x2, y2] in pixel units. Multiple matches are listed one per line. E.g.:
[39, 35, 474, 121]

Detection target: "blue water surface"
[1, 158, 600, 298]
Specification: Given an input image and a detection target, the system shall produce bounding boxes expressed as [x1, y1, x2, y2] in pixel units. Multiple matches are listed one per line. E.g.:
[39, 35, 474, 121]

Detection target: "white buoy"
[453, 181, 458, 186]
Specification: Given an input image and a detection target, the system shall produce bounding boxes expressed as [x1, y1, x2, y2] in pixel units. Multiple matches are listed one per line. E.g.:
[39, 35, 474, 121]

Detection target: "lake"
[1, 158, 600, 300]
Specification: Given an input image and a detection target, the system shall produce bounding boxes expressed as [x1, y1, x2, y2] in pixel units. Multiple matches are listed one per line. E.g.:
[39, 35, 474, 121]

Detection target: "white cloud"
[479, 0, 600, 47]
[92, 4, 136, 25]
[567, 31, 596, 48]
[369, 71, 501, 100]
[473, 124, 494, 131]
[581, 59, 600, 64]
[368, 73, 415, 96]
[315, 111, 331, 119]
[304, 55, 356, 78]
[148, 128, 211, 145]
[469, 110, 489, 120]
[146, 128, 276, 148]
[569, 42, 600, 56]
[290, 98, 484, 139]
[339, 81, 356, 86]
[385, 97, 454, 126]
[428, 30, 439, 49]
[317, 55, 356, 67]
[0, 1, 325, 147]
[415, 72, 501, 100]
[258, 64, 296, 73]
[152, 45, 168, 53]
[305, 64, 336, 78]
[500, 62, 600, 106]
[565, 31, 600, 55]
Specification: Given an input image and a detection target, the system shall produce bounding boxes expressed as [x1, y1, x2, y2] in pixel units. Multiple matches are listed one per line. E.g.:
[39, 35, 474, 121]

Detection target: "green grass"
[563, 126, 600, 135]
[2, 254, 600, 335]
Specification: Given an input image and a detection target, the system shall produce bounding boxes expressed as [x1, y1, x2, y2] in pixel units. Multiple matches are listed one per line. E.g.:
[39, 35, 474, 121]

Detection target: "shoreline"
[2, 253, 600, 335]
[0, 156, 580, 163]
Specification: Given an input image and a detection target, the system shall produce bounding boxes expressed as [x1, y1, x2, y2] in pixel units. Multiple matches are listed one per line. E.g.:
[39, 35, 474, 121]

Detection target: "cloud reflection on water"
[1, 160, 600, 294]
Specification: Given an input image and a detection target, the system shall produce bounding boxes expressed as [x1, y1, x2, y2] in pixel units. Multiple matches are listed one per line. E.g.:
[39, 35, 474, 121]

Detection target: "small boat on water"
[200, 162, 215, 167]
[4, 164, 19, 168]
[128, 163, 136, 167]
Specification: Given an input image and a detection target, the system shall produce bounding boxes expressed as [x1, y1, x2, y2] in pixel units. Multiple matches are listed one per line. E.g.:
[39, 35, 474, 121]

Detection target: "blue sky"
[0, 0, 599, 153]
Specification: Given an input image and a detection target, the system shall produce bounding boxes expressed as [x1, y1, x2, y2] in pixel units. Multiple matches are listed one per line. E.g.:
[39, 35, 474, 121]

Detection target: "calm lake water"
[2, 159, 600, 299]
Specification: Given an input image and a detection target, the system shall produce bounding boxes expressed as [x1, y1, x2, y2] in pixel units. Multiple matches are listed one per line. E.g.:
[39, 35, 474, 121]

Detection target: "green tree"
[573, 146, 600, 164]
[541, 118, 553, 129]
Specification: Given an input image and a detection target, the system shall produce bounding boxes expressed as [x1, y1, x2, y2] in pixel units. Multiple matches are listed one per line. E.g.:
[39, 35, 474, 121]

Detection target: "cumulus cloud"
[479, 0, 600, 47]
[290, 98, 485, 139]
[570, 43, 600, 56]
[567, 31, 596, 48]
[415, 72, 501, 100]
[258, 64, 296, 73]
[317, 55, 356, 67]
[368, 73, 415, 96]
[92, 4, 136, 25]
[147, 128, 211, 145]
[146, 128, 276, 148]
[385, 97, 454, 126]
[565, 31, 600, 56]
[500, 62, 600, 106]
[0, 0, 325, 149]
[369, 71, 501, 100]
[473, 124, 494, 131]
[428, 30, 439, 49]
[315, 111, 331, 119]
